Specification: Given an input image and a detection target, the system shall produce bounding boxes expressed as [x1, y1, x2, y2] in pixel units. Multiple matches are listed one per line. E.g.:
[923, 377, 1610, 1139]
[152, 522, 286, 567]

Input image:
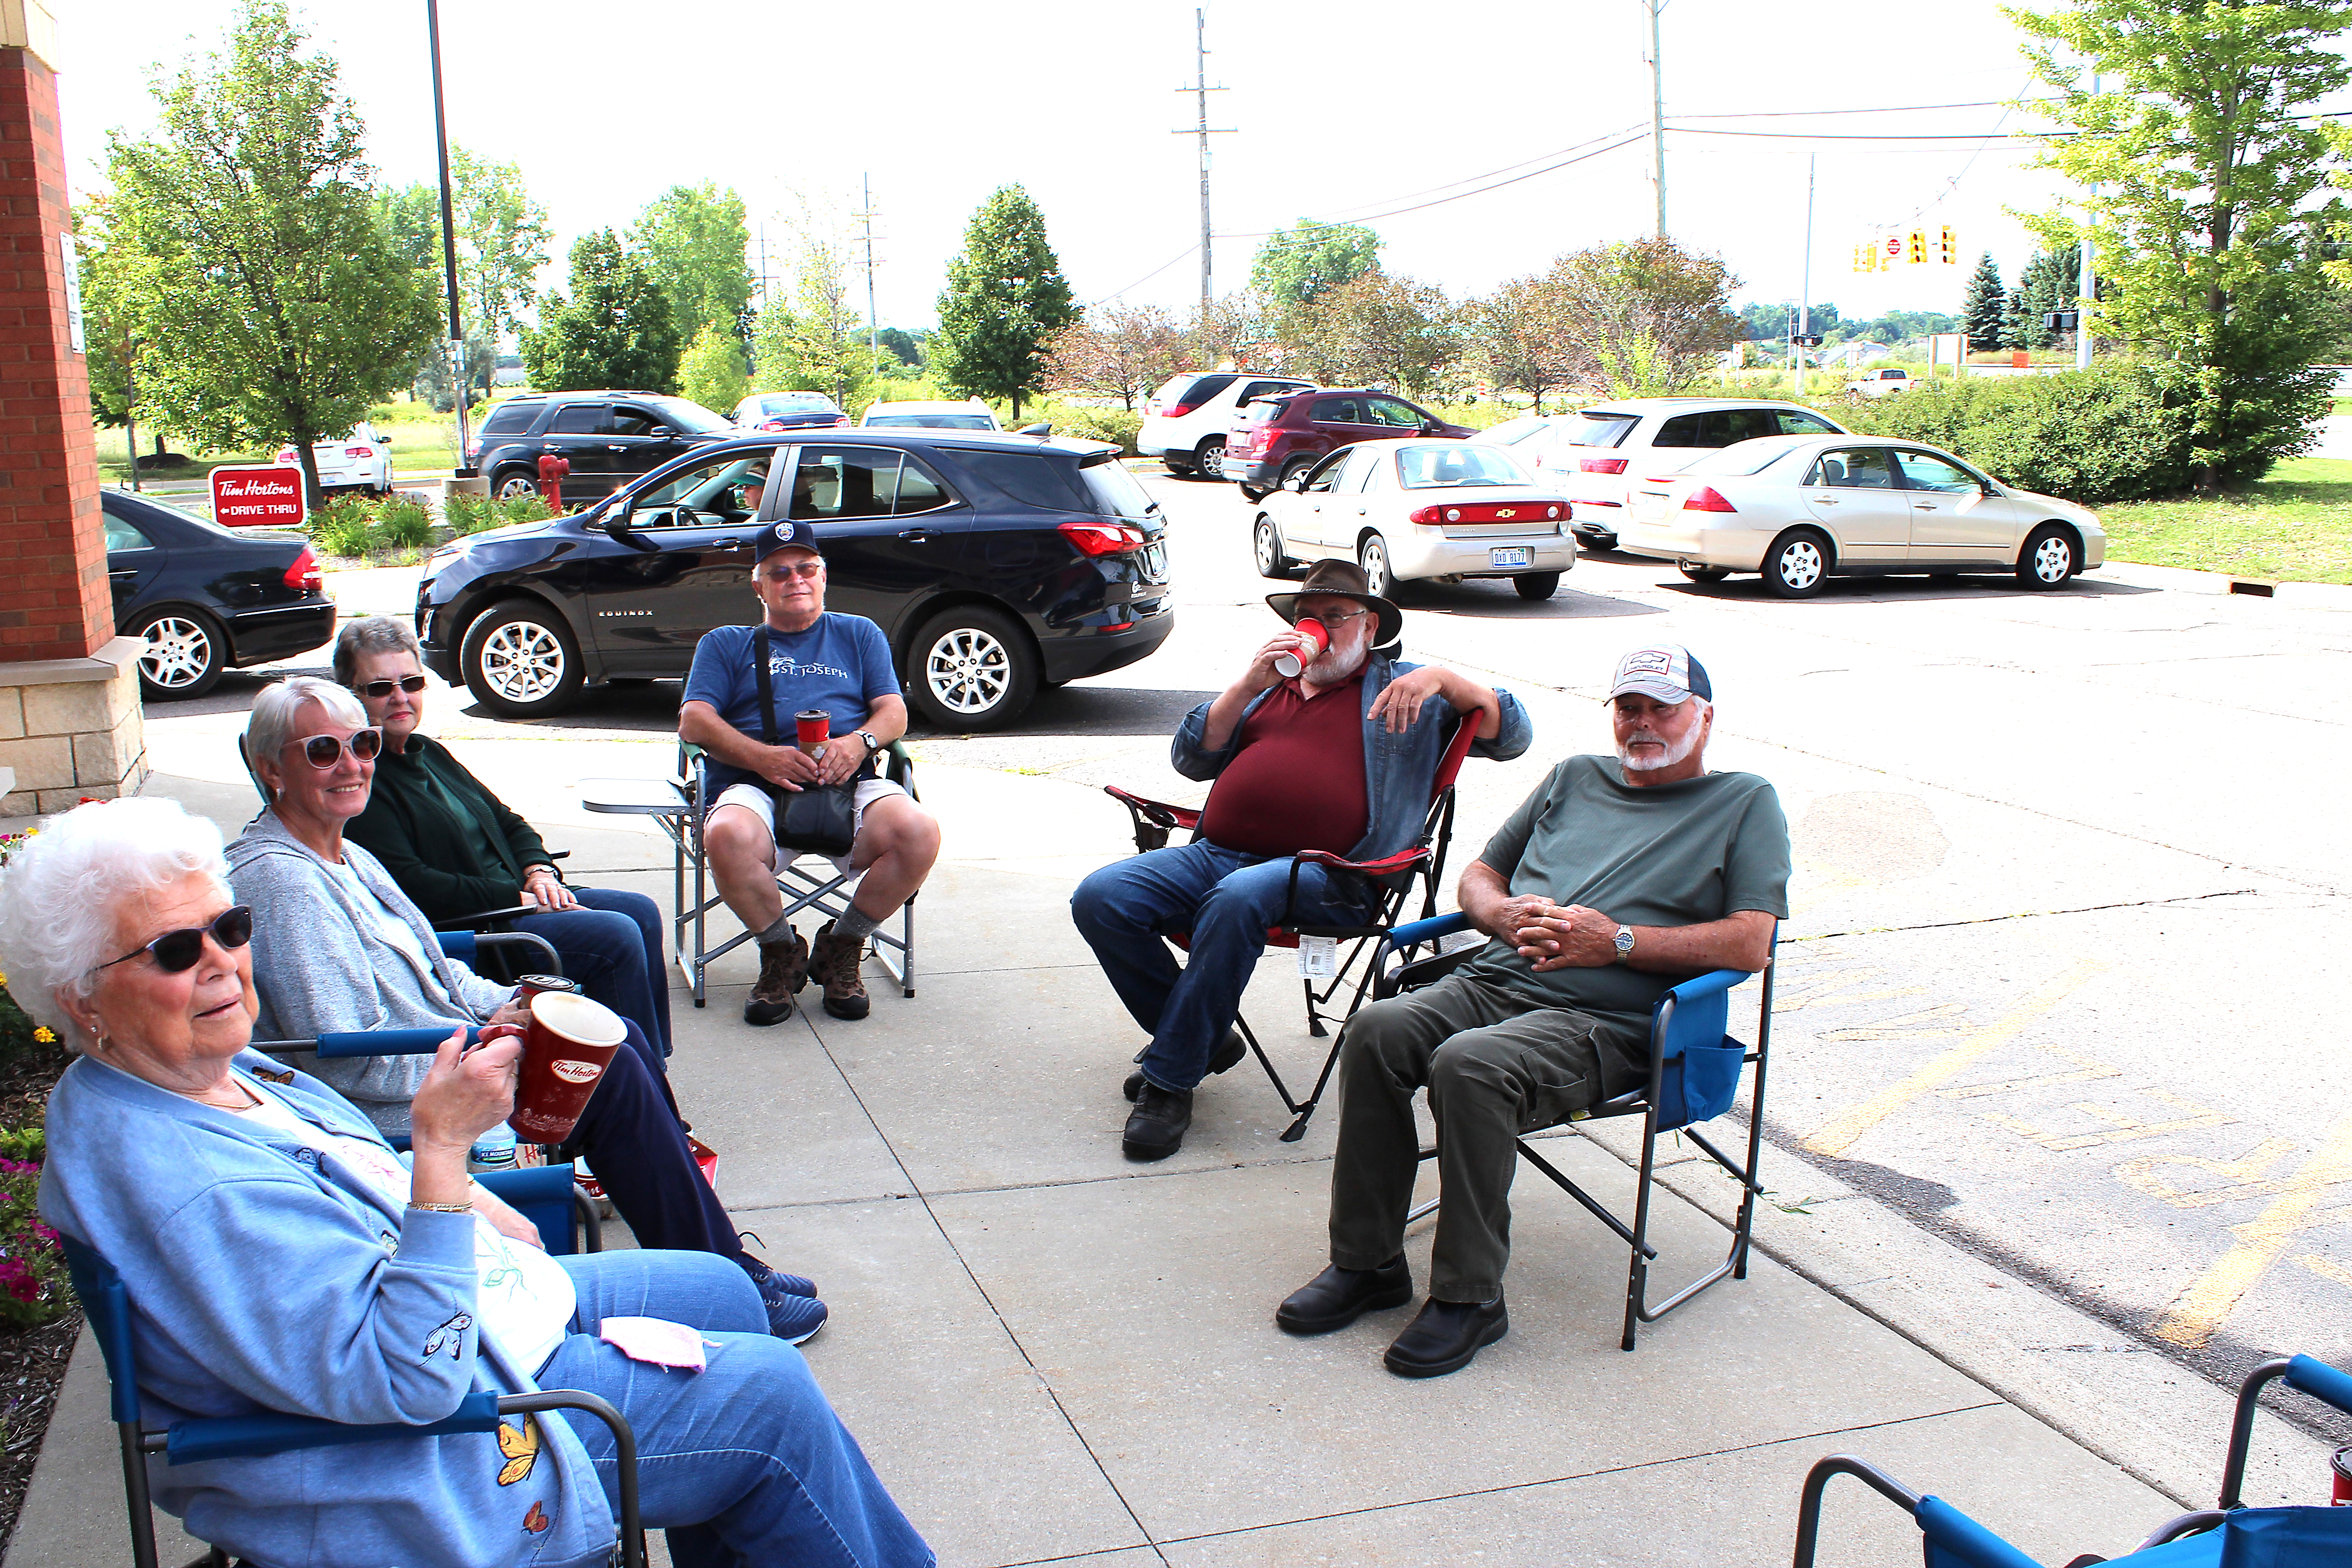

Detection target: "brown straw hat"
[1265, 559, 1402, 646]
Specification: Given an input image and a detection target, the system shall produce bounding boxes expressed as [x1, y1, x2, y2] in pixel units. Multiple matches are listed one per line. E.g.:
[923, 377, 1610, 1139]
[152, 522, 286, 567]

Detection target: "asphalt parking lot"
[172, 463, 2352, 1435]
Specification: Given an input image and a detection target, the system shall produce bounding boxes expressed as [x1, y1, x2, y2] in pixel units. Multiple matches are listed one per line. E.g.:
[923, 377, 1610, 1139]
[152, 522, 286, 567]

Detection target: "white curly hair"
[0, 798, 230, 1048]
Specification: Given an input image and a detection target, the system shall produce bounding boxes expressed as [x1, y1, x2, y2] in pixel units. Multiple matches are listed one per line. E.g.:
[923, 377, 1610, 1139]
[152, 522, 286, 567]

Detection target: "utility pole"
[2077, 70, 2099, 370]
[425, 0, 468, 460]
[1644, 0, 1666, 238]
[858, 174, 880, 368]
[1797, 153, 1815, 396]
[1171, 8, 1233, 319]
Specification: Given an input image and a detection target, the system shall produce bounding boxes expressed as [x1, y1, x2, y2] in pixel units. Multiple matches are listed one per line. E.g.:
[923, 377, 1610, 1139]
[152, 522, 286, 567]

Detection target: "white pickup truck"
[1844, 367, 1913, 400]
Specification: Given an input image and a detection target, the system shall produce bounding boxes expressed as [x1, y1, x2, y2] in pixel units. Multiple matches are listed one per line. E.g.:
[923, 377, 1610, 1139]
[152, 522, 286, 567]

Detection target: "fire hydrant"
[536, 453, 569, 508]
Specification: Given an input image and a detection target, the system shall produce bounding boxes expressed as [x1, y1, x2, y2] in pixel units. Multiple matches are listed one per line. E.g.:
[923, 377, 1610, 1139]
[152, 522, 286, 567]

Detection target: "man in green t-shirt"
[1276, 643, 1791, 1378]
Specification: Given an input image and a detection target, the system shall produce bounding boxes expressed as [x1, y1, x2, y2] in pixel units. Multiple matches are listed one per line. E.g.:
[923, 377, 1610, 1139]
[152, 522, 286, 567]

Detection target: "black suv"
[417, 430, 1173, 730]
[461, 391, 737, 505]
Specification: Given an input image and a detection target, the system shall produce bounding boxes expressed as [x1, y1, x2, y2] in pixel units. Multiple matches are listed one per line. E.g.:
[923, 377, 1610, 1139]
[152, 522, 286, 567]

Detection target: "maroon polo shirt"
[1196, 673, 1370, 858]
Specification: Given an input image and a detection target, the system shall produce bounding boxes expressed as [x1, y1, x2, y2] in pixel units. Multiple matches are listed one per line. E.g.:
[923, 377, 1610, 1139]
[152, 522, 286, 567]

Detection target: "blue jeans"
[514, 887, 672, 1057]
[542, 1251, 932, 1568]
[1069, 841, 1371, 1093]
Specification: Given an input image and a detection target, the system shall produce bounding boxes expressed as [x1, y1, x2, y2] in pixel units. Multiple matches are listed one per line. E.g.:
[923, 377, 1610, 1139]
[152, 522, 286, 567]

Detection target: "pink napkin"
[598, 1316, 712, 1371]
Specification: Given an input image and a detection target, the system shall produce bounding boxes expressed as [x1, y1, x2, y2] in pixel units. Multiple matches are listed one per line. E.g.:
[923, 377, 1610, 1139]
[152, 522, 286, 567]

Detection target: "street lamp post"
[426, 0, 469, 464]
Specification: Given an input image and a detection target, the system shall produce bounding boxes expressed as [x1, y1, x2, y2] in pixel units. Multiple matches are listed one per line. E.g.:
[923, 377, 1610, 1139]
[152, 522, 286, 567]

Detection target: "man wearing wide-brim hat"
[1071, 559, 1534, 1161]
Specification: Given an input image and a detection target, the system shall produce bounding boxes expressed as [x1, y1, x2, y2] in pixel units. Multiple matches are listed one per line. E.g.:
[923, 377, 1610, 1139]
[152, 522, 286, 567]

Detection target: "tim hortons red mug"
[507, 990, 628, 1143]
[795, 710, 830, 754]
[1274, 617, 1328, 678]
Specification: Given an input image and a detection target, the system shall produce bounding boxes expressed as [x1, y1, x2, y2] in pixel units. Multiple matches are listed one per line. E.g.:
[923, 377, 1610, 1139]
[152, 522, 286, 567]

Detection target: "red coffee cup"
[507, 990, 628, 1143]
[2332, 1443, 2351, 1504]
[516, 974, 578, 1003]
[795, 710, 830, 755]
[1274, 617, 1328, 678]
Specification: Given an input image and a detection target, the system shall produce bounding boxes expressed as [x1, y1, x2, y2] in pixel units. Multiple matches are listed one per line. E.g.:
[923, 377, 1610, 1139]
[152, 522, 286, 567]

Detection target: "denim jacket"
[39, 1052, 613, 1568]
[1170, 652, 1532, 863]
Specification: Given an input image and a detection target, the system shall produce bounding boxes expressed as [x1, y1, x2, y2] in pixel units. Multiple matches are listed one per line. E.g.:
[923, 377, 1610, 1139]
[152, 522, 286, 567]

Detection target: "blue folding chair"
[60, 1229, 642, 1568]
[1793, 1353, 2352, 1567]
[1382, 909, 1776, 1352]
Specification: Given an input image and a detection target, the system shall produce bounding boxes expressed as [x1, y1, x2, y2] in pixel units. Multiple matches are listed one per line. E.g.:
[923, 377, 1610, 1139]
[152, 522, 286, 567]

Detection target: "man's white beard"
[1618, 724, 1701, 772]
[1307, 638, 1369, 684]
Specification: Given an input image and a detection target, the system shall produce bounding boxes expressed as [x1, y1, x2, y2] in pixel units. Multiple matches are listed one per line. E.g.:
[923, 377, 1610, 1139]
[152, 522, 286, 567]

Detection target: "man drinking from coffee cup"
[679, 519, 942, 1027]
[1071, 561, 1533, 1160]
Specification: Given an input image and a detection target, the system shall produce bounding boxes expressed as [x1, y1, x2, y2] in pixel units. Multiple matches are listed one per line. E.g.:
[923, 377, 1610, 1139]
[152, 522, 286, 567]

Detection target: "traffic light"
[1906, 229, 1927, 265]
[2044, 310, 2080, 333]
[1938, 225, 1958, 265]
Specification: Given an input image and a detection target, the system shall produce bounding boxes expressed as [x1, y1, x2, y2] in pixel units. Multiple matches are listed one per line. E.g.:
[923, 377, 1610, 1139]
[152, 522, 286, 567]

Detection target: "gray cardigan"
[225, 809, 514, 1133]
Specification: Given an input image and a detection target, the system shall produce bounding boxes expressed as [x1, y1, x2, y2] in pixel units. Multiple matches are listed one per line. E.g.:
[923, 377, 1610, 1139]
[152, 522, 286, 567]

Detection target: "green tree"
[1550, 238, 1740, 394]
[522, 230, 681, 393]
[631, 183, 752, 351]
[1962, 253, 2009, 353]
[932, 185, 1078, 420]
[2015, 249, 2081, 348]
[1043, 304, 1189, 410]
[73, 196, 159, 473]
[752, 215, 874, 412]
[2013, 0, 2347, 487]
[1288, 273, 1461, 396]
[679, 322, 750, 414]
[1474, 274, 1574, 412]
[1250, 220, 1382, 319]
[452, 149, 551, 395]
[876, 327, 925, 368]
[100, 0, 439, 505]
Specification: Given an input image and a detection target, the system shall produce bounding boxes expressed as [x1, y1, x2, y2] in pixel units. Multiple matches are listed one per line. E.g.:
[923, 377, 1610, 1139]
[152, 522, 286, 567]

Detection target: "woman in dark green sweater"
[335, 618, 673, 1057]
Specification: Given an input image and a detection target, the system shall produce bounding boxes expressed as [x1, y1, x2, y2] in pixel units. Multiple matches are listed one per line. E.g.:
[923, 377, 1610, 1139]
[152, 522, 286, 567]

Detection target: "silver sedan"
[1616, 434, 2106, 598]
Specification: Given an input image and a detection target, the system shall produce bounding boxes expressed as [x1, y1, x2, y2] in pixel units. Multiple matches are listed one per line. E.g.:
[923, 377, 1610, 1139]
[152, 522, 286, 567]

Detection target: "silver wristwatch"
[1613, 924, 1636, 961]
[856, 730, 880, 755]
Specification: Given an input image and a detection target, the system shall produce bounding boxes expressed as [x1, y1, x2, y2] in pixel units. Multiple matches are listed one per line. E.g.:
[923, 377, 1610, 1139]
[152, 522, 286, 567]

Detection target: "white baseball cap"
[1607, 644, 1712, 704]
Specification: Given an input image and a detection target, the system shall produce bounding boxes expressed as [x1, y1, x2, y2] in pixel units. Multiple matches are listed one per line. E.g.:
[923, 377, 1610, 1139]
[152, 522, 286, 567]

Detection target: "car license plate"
[1142, 541, 1168, 580]
[1490, 547, 1534, 568]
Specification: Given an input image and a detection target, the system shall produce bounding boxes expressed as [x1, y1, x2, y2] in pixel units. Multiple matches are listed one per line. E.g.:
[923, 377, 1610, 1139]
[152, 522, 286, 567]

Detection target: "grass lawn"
[96, 416, 462, 486]
[2098, 456, 2352, 585]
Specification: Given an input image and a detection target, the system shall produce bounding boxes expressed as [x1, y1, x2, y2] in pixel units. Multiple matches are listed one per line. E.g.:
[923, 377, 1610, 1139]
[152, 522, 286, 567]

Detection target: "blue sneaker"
[746, 1261, 828, 1344]
[739, 1246, 818, 1298]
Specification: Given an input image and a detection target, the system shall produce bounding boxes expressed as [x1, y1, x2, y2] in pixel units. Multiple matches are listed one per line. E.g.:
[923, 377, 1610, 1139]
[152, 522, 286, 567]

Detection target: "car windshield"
[868, 414, 995, 430]
[1567, 411, 1639, 447]
[651, 397, 733, 434]
[1394, 445, 1530, 489]
[1687, 441, 1807, 477]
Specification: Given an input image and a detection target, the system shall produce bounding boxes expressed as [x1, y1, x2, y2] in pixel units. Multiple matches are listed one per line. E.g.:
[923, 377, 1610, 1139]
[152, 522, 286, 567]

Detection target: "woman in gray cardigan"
[226, 677, 825, 1343]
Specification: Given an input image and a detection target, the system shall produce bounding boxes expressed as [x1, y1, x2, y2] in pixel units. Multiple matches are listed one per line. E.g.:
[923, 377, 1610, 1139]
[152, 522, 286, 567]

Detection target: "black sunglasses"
[353, 675, 427, 699]
[287, 728, 382, 768]
[96, 906, 254, 975]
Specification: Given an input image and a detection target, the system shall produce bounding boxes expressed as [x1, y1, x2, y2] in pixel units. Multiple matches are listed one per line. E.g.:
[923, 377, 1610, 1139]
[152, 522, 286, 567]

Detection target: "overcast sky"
[49, 1, 2352, 334]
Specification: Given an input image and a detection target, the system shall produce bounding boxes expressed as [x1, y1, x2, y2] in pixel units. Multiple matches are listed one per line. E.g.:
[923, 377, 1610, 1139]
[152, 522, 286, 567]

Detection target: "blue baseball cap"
[755, 519, 825, 564]
[1607, 644, 1711, 704]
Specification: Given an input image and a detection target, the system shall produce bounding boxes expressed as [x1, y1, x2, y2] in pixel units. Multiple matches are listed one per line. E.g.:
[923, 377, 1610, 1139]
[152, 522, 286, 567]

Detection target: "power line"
[1674, 98, 2055, 120]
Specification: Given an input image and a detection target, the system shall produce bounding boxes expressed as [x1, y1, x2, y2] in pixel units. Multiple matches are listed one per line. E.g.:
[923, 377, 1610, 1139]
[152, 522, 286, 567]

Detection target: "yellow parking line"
[1800, 959, 2103, 1158]
[2153, 1105, 2352, 1348]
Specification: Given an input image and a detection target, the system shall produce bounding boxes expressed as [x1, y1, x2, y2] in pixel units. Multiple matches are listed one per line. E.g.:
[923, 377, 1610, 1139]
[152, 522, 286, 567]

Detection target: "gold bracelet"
[408, 1200, 475, 1214]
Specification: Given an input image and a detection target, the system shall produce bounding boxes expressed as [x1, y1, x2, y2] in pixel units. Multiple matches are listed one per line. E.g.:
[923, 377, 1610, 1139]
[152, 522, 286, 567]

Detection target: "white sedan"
[1617, 434, 2106, 598]
[275, 422, 392, 495]
[1251, 440, 1574, 599]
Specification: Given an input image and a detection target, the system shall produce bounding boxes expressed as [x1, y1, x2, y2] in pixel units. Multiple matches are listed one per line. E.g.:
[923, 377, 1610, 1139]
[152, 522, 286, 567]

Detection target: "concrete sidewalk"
[5, 754, 2325, 1567]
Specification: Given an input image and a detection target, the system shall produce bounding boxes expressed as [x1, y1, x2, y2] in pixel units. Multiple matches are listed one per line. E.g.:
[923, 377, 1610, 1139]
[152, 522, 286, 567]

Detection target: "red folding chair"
[1104, 716, 1484, 1142]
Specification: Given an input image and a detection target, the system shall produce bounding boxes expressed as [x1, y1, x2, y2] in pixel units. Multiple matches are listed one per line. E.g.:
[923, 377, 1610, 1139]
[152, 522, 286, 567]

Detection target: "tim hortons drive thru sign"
[210, 464, 307, 529]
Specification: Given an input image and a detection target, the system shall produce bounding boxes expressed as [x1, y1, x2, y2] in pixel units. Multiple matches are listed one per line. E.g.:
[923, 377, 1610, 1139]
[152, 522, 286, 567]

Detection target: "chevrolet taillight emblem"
[1496, 508, 1515, 518]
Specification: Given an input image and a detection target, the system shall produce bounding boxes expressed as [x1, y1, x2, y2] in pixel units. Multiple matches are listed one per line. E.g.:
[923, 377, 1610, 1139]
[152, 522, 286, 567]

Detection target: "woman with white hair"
[0, 796, 931, 1568]
[225, 676, 825, 1343]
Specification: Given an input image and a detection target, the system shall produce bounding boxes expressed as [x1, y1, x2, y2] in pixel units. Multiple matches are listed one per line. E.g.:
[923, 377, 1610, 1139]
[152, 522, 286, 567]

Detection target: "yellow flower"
[32, 1027, 54, 1044]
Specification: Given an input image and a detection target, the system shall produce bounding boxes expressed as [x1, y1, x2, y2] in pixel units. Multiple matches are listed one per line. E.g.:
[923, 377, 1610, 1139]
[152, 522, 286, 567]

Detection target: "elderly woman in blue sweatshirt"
[1, 797, 930, 1568]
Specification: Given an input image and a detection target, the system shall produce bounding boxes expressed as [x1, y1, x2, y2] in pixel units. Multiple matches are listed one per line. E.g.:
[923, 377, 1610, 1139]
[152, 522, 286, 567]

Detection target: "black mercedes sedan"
[416, 429, 1173, 730]
[103, 489, 337, 701]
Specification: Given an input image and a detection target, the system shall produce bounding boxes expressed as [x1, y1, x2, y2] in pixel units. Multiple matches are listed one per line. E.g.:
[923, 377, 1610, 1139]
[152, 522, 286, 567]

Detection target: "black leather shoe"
[1125, 1029, 1246, 1102]
[1275, 1257, 1413, 1335]
[1383, 1295, 1508, 1377]
[1122, 1082, 1193, 1161]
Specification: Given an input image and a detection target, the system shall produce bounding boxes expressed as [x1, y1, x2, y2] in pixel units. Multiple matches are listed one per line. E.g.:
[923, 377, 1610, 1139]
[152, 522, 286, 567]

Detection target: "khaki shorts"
[711, 779, 906, 877]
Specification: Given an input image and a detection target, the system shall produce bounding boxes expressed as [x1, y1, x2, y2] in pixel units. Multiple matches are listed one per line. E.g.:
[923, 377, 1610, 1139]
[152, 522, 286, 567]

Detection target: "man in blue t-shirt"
[680, 520, 941, 1027]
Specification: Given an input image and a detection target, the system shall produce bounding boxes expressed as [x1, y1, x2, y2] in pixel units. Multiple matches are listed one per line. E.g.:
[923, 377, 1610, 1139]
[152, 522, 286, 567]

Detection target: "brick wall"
[0, 44, 106, 663]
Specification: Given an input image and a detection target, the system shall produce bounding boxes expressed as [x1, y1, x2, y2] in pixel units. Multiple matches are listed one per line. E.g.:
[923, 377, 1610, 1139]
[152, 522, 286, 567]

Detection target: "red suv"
[1228, 389, 1472, 500]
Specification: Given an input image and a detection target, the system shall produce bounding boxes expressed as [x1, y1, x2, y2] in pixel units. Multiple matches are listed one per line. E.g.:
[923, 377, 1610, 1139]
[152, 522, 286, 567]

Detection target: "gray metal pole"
[426, 0, 468, 459]
[1649, 0, 1666, 238]
[862, 174, 879, 367]
[1796, 155, 1814, 397]
[2077, 71, 2098, 369]
[1196, 9, 1212, 316]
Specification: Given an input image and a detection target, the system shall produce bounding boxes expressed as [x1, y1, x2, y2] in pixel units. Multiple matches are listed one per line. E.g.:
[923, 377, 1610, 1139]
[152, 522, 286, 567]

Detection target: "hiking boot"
[808, 921, 871, 1020]
[1122, 1082, 1193, 1161]
[1124, 1028, 1246, 1102]
[743, 927, 807, 1027]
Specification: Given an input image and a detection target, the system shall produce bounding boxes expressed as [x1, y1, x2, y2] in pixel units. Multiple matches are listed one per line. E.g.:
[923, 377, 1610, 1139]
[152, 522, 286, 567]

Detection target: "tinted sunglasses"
[354, 675, 427, 699]
[96, 905, 254, 974]
[287, 728, 382, 768]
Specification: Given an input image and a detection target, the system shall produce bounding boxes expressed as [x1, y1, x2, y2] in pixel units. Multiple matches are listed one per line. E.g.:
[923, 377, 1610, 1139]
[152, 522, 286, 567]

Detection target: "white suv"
[1139, 371, 1315, 480]
[1474, 398, 1849, 550]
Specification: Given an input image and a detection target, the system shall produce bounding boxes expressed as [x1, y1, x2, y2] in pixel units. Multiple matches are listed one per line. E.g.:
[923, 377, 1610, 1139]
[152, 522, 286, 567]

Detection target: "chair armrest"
[309, 1026, 480, 1058]
[1387, 910, 1473, 949]
[1294, 847, 1430, 878]
[442, 903, 541, 929]
[1663, 968, 1756, 1006]
[165, 1390, 503, 1466]
[2285, 1352, 2352, 1416]
[1103, 785, 1198, 831]
[885, 738, 916, 792]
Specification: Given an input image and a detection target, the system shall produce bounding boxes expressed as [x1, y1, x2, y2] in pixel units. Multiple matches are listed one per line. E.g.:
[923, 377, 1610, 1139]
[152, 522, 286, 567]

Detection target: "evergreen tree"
[2002, 287, 2032, 352]
[521, 230, 680, 393]
[932, 186, 1078, 420]
[2017, 249, 2082, 348]
[1962, 253, 2009, 353]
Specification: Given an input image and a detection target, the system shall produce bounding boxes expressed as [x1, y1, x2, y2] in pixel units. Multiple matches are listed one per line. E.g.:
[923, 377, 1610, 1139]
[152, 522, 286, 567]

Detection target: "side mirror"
[600, 505, 658, 554]
[1421, 420, 1443, 434]
[1287, 472, 1311, 492]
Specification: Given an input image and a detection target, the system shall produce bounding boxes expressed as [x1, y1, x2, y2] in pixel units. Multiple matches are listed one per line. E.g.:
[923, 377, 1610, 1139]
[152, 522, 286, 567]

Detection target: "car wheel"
[132, 608, 225, 701]
[1764, 529, 1833, 599]
[1161, 455, 1196, 477]
[493, 470, 540, 502]
[1678, 562, 1731, 583]
[2016, 525, 2078, 590]
[1195, 438, 1226, 481]
[907, 606, 1039, 732]
[1279, 456, 1318, 488]
[1237, 484, 1268, 503]
[1358, 534, 1395, 598]
[1253, 515, 1295, 578]
[1512, 571, 1561, 601]
[460, 600, 584, 720]
[1578, 530, 1619, 552]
